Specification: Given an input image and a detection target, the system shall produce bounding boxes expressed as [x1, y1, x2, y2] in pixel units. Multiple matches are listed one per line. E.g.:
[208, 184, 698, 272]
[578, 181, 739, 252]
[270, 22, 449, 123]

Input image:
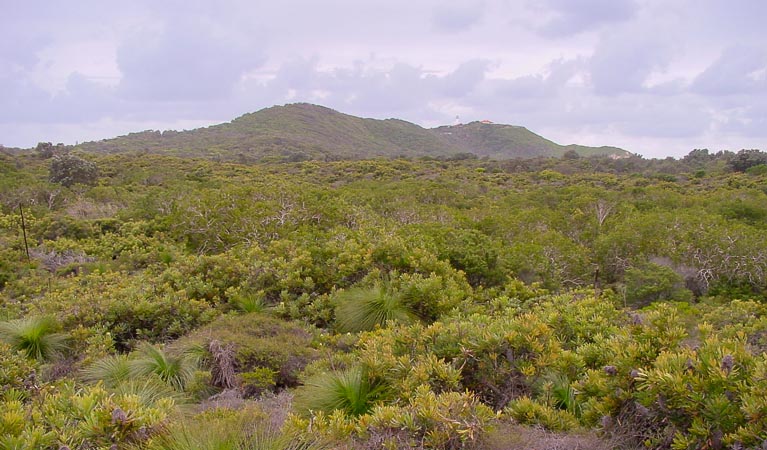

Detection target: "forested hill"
[74, 103, 630, 162]
[431, 122, 626, 159]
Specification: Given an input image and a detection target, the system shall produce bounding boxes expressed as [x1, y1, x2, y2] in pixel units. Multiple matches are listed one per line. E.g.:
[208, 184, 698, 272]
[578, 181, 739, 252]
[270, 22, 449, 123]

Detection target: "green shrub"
[505, 396, 580, 431]
[745, 163, 767, 176]
[287, 386, 494, 449]
[35, 271, 218, 349]
[634, 336, 766, 449]
[0, 342, 37, 390]
[624, 262, 692, 306]
[0, 381, 175, 448]
[174, 313, 318, 393]
[241, 368, 278, 397]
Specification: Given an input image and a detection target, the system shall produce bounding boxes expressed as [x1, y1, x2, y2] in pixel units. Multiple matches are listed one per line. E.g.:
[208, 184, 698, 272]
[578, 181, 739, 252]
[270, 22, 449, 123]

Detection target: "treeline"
[20, 139, 767, 174]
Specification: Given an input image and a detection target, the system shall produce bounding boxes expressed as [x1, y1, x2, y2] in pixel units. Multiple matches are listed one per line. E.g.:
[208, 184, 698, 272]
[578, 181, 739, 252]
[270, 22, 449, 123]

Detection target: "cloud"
[535, 0, 638, 37]
[431, 2, 486, 32]
[713, 97, 767, 138]
[588, 31, 674, 96]
[3, 0, 767, 157]
[236, 58, 490, 124]
[0, 35, 49, 70]
[439, 59, 490, 97]
[691, 45, 767, 96]
[116, 18, 266, 102]
[0, 73, 52, 122]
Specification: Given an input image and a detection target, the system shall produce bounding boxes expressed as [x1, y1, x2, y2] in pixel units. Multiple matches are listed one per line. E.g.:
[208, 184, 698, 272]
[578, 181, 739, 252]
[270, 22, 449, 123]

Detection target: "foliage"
[139, 405, 318, 450]
[48, 153, 99, 187]
[35, 270, 219, 349]
[173, 313, 318, 394]
[293, 366, 388, 417]
[3, 150, 767, 448]
[505, 396, 579, 431]
[81, 354, 132, 388]
[729, 149, 767, 172]
[287, 386, 494, 449]
[0, 316, 67, 361]
[0, 381, 175, 448]
[0, 342, 37, 390]
[634, 335, 767, 449]
[129, 344, 198, 391]
[75, 103, 627, 162]
[333, 284, 417, 333]
[623, 262, 692, 307]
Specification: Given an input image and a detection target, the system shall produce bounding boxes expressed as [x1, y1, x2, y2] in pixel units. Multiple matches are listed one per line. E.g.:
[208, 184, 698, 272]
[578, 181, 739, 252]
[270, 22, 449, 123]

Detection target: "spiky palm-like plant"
[293, 367, 387, 417]
[0, 316, 67, 361]
[81, 354, 132, 387]
[140, 420, 321, 450]
[537, 372, 578, 415]
[112, 377, 189, 409]
[129, 344, 197, 391]
[231, 292, 266, 314]
[334, 285, 416, 333]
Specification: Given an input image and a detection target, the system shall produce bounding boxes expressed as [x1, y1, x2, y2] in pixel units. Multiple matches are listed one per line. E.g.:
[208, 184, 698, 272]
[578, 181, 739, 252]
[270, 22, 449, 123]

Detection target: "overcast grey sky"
[2, 0, 766, 157]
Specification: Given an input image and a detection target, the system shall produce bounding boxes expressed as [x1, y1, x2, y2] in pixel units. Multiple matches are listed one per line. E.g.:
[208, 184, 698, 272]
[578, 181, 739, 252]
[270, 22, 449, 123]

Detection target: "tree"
[49, 154, 99, 187]
[562, 149, 580, 160]
[729, 149, 767, 172]
[35, 142, 55, 158]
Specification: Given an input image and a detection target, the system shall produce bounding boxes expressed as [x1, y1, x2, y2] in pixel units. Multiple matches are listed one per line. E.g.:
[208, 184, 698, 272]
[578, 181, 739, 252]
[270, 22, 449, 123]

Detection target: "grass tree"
[139, 411, 321, 450]
[333, 284, 417, 333]
[129, 344, 198, 391]
[0, 316, 67, 361]
[81, 354, 132, 387]
[294, 366, 388, 417]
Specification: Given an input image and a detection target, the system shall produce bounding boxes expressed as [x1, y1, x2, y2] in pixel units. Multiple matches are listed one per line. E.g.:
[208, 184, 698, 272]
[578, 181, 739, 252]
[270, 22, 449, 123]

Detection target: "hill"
[431, 122, 627, 159]
[75, 103, 630, 161]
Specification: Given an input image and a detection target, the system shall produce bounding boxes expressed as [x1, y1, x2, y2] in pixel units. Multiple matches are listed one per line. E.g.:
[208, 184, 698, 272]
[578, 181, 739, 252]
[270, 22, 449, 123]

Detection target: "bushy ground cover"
[0, 152, 765, 448]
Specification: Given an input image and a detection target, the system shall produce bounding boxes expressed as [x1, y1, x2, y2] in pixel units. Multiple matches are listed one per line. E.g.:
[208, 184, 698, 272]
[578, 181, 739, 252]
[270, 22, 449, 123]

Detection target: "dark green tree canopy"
[729, 149, 767, 172]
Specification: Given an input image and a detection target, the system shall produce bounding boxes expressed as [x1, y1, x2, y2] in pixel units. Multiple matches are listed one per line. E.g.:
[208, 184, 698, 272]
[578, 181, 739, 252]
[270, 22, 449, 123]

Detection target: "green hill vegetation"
[73, 103, 630, 162]
[1, 149, 766, 448]
[431, 121, 626, 159]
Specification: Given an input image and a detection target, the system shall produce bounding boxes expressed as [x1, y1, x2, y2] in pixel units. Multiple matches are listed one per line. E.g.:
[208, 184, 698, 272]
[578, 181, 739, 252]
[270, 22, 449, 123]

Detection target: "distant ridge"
[76, 103, 630, 162]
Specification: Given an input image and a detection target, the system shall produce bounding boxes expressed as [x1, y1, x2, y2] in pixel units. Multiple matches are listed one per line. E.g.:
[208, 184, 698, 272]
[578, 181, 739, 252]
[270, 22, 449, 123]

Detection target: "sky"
[1, 0, 766, 158]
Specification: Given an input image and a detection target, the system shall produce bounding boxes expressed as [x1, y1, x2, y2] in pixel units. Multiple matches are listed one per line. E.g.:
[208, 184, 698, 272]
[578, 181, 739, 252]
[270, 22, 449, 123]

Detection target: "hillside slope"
[76, 103, 629, 161]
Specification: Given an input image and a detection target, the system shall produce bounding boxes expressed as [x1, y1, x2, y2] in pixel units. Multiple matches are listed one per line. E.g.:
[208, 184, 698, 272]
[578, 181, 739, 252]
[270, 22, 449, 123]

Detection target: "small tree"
[49, 154, 99, 187]
[562, 149, 581, 160]
[729, 149, 767, 172]
[35, 142, 55, 158]
[624, 262, 692, 306]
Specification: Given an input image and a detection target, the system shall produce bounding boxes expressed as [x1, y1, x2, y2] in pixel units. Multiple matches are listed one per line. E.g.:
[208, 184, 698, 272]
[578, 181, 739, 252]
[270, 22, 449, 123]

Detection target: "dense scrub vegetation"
[1, 148, 766, 449]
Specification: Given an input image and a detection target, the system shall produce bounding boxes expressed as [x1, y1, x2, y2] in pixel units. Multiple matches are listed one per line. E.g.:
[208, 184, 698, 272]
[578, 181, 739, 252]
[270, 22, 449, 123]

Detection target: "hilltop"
[75, 103, 630, 161]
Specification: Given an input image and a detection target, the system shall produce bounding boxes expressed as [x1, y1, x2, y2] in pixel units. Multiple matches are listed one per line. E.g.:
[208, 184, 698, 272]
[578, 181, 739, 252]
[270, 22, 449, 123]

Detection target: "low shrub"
[174, 312, 318, 395]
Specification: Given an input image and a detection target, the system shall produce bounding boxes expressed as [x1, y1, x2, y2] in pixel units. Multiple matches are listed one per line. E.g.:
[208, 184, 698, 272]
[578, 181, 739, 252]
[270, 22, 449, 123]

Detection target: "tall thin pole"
[19, 204, 30, 263]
